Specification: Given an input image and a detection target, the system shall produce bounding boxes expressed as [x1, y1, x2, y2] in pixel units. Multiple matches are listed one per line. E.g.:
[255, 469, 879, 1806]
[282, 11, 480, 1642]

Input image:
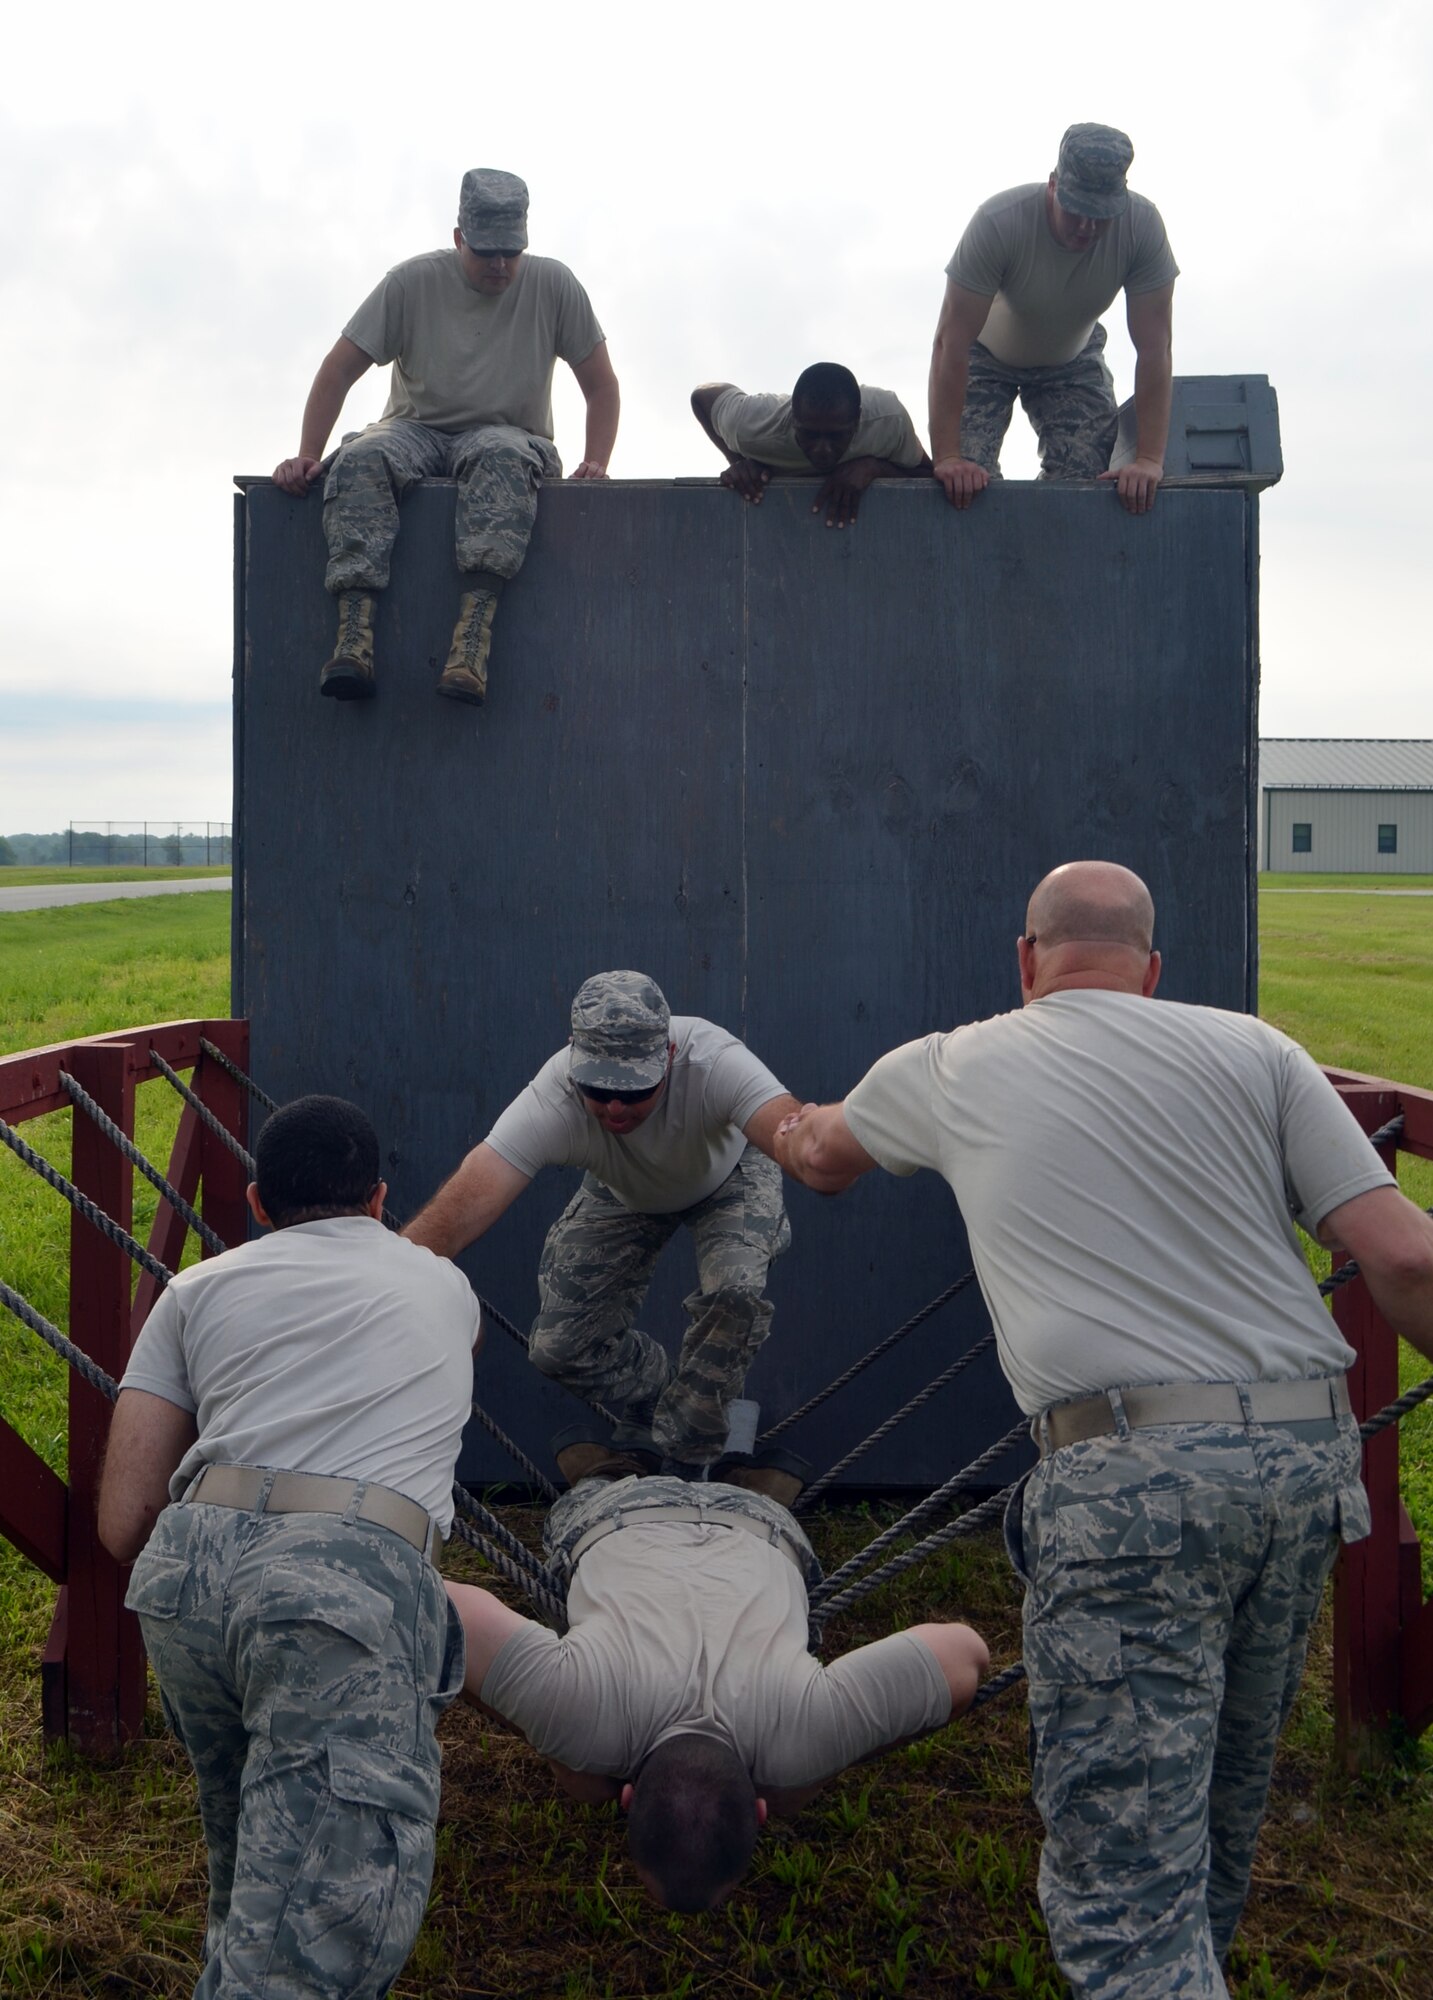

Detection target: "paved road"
[0, 877, 232, 914]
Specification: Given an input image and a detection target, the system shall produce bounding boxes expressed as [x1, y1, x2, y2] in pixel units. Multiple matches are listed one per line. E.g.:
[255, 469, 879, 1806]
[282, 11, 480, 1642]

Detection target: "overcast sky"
[3, 0, 1430, 832]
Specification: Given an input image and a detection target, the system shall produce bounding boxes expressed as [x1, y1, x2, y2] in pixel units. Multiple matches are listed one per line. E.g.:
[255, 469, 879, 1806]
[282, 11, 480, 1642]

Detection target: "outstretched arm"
[773, 1101, 878, 1194]
[273, 335, 374, 494]
[814, 450, 932, 529]
[98, 1389, 198, 1562]
[1318, 1185, 1433, 1360]
[928, 278, 995, 508]
[569, 341, 620, 478]
[1098, 282, 1174, 515]
[742, 1092, 805, 1161]
[402, 1142, 531, 1258]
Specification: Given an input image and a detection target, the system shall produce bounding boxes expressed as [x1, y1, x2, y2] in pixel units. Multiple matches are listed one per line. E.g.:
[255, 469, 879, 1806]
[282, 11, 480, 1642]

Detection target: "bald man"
[775, 862, 1433, 1999]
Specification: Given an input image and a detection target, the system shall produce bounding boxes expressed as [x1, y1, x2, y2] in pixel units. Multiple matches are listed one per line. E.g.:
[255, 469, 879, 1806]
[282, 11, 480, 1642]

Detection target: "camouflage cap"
[458, 168, 529, 250]
[568, 972, 672, 1092]
[1055, 124, 1134, 220]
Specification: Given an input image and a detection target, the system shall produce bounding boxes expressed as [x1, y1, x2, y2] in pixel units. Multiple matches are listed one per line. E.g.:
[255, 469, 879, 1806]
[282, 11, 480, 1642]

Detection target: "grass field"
[1, 882, 1431, 1998]
[0, 867, 231, 888]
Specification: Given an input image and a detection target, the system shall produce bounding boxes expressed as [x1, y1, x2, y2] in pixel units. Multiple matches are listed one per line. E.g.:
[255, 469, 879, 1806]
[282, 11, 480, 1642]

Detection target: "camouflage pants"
[1004, 1411, 1369, 1999]
[528, 1146, 792, 1465]
[543, 1472, 823, 1593]
[322, 419, 563, 593]
[125, 1493, 465, 1998]
[961, 323, 1118, 480]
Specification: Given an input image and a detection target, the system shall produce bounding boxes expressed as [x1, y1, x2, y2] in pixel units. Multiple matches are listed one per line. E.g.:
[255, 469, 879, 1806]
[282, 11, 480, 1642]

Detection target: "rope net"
[3, 1059, 1431, 1706]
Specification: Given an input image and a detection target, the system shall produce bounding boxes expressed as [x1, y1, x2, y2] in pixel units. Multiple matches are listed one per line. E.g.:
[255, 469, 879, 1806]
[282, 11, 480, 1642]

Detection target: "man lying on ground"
[446, 1435, 988, 1911]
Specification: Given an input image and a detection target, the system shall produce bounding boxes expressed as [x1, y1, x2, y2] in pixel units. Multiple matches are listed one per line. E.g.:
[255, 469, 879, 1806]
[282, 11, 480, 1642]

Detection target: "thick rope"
[969, 1660, 1027, 1711]
[795, 1331, 997, 1512]
[469, 1403, 559, 1501]
[0, 1116, 174, 1289]
[448, 1497, 567, 1625]
[761, 1270, 980, 1442]
[1360, 1375, 1433, 1438]
[199, 1038, 279, 1114]
[810, 1419, 1029, 1606]
[149, 1050, 255, 1174]
[0, 1281, 120, 1402]
[60, 1071, 226, 1257]
[812, 1484, 1015, 1624]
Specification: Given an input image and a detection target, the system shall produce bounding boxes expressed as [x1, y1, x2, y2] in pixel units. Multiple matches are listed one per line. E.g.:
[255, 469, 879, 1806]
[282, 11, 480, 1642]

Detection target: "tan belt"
[1035, 1375, 1351, 1458]
[188, 1463, 441, 1563]
[569, 1501, 808, 1578]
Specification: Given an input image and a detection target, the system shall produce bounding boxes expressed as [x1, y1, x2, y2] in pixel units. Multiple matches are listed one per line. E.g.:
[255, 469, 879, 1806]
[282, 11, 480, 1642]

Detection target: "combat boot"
[551, 1424, 658, 1488]
[319, 592, 377, 700]
[716, 1446, 813, 1510]
[437, 581, 503, 705]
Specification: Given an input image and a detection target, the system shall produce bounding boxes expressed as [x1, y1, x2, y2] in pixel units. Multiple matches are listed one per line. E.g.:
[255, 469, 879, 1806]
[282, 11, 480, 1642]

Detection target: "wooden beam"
[0, 1417, 66, 1580]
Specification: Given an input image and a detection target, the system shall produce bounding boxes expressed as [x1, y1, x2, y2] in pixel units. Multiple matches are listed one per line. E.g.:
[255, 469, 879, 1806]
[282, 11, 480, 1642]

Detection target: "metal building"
[1259, 739, 1433, 874]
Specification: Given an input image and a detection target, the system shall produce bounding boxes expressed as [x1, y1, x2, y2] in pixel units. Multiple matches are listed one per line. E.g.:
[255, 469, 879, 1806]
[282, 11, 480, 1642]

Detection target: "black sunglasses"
[580, 1082, 663, 1107]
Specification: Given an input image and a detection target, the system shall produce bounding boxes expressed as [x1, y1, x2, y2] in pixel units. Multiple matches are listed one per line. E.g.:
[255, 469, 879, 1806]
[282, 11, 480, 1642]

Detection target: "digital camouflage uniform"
[529, 1145, 792, 1465]
[1004, 1408, 1369, 1999]
[125, 1493, 464, 1999]
[322, 420, 562, 594]
[544, 1471, 822, 1594]
[961, 323, 1119, 482]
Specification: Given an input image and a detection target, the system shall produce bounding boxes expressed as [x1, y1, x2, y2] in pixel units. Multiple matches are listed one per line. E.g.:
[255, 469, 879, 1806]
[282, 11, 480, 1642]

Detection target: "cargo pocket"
[256, 1561, 394, 1651]
[272, 1738, 440, 1998]
[124, 1553, 190, 1621]
[1336, 1481, 1371, 1545]
[1024, 1614, 1149, 1850]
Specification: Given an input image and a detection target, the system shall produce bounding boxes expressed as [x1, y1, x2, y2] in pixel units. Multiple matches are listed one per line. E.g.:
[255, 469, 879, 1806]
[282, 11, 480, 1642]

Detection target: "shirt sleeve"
[481, 1623, 634, 1773]
[709, 388, 759, 456]
[1123, 200, 1180, 296]
[553, 264, 605, 368]
[119, 1286, 196, 1412]
[843, 1036, 945, 1178]
[1276, 1040, 1396, 1233]
[704, 1038, 790, 1132]
[342, 269, 407, 366]
[753, 1631, 952, 1789]
[944, 202, 1005, 299]
[483, 1060, 586, 1180]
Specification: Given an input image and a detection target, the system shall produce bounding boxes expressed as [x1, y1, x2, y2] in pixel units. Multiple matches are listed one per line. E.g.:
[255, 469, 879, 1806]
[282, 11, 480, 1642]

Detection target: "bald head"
[1025, 862, 1154, 952]
[1019, 863, 1160, 1003]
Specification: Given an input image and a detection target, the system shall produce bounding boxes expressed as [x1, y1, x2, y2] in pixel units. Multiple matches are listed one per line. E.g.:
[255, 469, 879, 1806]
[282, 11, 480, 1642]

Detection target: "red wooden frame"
[0, 1020, 249, 1754]
[1, 1030, 1430, 1764]
[1326, 1068, 1433, 1763]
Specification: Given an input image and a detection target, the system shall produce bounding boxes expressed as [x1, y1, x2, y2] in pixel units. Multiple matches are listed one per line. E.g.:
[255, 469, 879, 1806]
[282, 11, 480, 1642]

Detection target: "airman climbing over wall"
[273, 168, 620, 707]
[403, 971, 802, 1475]
[691, 363, 930, 527]
[929, 124, 1178, 516]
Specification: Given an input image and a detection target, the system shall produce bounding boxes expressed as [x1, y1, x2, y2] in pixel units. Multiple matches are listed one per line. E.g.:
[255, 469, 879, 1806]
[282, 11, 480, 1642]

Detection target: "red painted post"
[62, 1041, 147, 1751]
[195, 1021, 253, 1254]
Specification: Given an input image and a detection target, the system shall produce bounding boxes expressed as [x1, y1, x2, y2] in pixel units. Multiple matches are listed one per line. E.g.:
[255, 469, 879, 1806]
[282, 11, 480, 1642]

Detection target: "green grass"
[1259, 872, 1433, 891]
[1, 883, 1432, 1996]
[0, 867, 231, 887]
[0, 895, 231, 1056]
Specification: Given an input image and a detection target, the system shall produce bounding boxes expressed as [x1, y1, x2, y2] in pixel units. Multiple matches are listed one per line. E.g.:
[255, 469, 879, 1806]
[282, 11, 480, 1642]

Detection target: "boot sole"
[436, 677, 486, 706]
[320, 665, 375, 701]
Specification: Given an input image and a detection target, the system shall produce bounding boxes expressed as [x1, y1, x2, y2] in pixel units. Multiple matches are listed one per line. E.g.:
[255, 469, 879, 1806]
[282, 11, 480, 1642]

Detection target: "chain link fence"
[0, 823, 232, 868]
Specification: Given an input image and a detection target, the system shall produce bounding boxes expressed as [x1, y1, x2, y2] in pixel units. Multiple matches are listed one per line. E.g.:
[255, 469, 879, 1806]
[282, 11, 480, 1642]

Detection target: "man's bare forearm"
[582, 380, 621, 469]
[297, 354, 359, 463]
[928, 343, 971, 464]
[1131, 347, 1173, 469]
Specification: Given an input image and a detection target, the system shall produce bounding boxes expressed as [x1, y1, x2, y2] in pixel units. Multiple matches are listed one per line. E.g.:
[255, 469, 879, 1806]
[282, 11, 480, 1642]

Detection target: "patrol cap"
[1054, 124, 1133, 220]
[568, 971, 672, 1092]
[458, 168, 529, 250]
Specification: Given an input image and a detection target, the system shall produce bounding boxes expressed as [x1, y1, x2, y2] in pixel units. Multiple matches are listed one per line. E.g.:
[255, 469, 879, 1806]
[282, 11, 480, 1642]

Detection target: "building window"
[1378, 824, 1397, 854]
[1292, 823, 1312, 853]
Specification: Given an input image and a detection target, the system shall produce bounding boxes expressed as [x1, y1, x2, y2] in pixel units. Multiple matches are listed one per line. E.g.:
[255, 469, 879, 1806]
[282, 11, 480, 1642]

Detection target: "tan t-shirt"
[344, 249, 605, 437]
[481, 1519, 950, 1787]
[844, 992, 1391, 1415]
[484, 1016, 788, 1213]
[946, 184, 1179, 368]
[120, 1217, 481, 1531]
[710, 386, 928, 471]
